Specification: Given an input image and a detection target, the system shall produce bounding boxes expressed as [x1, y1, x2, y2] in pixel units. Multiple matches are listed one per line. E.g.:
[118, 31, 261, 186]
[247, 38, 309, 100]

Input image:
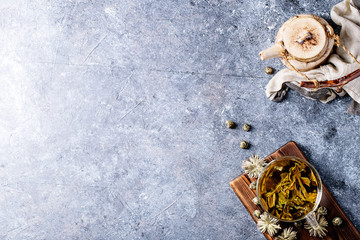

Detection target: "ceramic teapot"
[259, 14, 334, 72]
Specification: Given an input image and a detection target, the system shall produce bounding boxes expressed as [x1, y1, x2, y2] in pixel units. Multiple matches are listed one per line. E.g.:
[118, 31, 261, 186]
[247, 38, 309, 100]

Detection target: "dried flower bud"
[225, 120, 236, 129]
[264, 66, 274, 74]
[332, 217, 342, 226]
[317, 206, 327, 216]
[240, 141, 249, 149]
[242, 123, 251, 131]
[254, 209, 261, 218]
[249, 180, 257, 190]
[294, 221, 302, 227]
[252, 197, 260, 205]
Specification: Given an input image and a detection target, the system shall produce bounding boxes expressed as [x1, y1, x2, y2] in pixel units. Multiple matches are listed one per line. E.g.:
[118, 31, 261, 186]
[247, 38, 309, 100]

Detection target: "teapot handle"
[300, 68, 360, 91]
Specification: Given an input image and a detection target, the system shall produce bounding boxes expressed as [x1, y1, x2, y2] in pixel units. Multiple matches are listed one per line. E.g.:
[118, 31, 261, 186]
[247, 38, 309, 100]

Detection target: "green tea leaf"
[309, 171, 318, 186]
[301, 177, 311, 187]
[268, 193, 276, 208]
[258, 159, 318, 221]
[278, 191, 287, 205]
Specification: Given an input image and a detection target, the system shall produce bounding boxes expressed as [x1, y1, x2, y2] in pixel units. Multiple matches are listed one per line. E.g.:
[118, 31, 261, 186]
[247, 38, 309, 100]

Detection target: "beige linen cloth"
[266, 0, 360, 114]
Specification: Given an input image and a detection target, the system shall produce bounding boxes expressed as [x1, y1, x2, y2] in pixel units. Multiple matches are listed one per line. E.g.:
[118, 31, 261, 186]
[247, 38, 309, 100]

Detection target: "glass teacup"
[256, 156, 322, 228]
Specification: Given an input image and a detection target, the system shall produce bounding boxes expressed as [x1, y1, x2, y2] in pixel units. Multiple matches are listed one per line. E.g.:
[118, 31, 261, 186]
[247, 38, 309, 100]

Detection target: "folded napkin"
[265, 0, 360, 115]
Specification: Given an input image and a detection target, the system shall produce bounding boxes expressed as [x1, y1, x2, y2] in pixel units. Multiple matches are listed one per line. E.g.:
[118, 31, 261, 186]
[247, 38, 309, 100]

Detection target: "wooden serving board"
[230, 141, 360, 240]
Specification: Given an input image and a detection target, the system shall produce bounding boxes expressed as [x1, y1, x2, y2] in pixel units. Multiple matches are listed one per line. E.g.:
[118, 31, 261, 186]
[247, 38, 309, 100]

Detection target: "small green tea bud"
[254, 210, 261, 218]
[332, 217, 342, 226]
[264, 66, 274, 74]
[242, 123, 251, 131]
[294, 221, 303, 227]
[225, 120, 236, 129]
[240, 141, 249, 149]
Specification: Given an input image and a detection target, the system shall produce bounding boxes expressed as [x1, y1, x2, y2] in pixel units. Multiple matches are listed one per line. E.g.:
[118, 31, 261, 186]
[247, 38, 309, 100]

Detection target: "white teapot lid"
[283, 16, 328, 62]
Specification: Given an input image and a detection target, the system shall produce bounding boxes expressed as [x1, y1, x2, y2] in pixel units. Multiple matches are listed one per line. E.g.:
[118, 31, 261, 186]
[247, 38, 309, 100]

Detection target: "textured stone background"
[1, 0, 360, 239]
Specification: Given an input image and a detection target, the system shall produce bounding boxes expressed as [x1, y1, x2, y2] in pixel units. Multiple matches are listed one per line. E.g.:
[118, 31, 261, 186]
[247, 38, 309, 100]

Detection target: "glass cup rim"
[256, 156, 323, 222]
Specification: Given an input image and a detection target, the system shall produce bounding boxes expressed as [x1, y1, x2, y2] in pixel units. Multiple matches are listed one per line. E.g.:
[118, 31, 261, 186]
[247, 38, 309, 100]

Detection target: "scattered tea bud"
[332, 217, 342, 226]
[240, 140, 249, 149]
[264, 66, 274, 74]
[254, 209, 261, 218]
[294, 221, 303, 227]
[225, 120, 236, 129]
[317, 206, 327, 216]
[242, 123, 251, 131]
[252, 197, 260, 205]
[249, 180, 257, 190]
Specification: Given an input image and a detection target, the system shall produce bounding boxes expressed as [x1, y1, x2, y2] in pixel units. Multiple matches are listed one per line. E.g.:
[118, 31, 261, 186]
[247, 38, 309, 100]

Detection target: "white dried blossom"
[252, 197, 260, 205]
[249, 180, 257, 190]
[304, 213, 328, 237]
[242, 155, 267, 178]
[274, 227, 297, 240]
[257, 212, 281, 236]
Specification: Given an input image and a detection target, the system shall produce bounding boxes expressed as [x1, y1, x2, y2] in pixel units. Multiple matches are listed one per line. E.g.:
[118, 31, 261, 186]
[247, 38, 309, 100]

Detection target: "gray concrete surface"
[1, 0, 360, 239]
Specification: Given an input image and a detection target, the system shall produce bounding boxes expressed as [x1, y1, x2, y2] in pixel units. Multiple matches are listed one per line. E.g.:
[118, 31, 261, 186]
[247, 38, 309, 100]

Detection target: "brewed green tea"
[258, 158, 318, 221]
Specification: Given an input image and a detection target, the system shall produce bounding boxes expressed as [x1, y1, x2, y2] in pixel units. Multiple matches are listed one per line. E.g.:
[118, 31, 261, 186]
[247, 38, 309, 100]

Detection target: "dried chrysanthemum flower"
[317, 206, 327, 216]
[249, 180, 257, 190]
[274, 227, 297, 240]
[252, 197, 260, 205]
[257, 212, 281, 236]
[242, 155, 266, 178]
[304, 213, 328, 237]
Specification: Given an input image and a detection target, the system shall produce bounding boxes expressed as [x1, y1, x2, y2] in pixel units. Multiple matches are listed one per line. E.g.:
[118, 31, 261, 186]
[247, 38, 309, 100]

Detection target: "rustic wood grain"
[230, 141, 360, 240]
